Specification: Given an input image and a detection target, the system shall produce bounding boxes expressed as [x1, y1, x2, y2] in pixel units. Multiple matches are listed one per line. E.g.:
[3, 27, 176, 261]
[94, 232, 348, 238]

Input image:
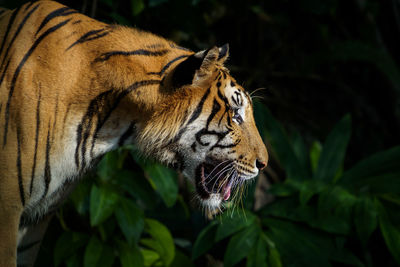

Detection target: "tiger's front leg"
[0, 203, 22, 267]
[17, 214, 53, 267]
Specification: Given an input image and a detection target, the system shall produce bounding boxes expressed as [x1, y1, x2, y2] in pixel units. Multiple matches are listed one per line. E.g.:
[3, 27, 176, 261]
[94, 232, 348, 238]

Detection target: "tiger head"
[139, 44, 268, 212]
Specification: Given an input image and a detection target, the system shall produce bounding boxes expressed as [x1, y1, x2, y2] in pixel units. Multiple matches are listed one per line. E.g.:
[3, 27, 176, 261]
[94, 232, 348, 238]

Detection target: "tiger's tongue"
[222, 181, 232, 201]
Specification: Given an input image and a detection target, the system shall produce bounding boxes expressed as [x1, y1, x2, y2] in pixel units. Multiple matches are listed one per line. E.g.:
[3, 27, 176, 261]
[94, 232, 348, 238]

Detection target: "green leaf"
[316, 187, 356, 234]
[376, 200, 400, 264]
[97, 150, 120, 181]
[269, 247, 283, 267]
[83, 236, 115, 267]
[114, 170, 157, 208]
[340, 146, 400, 180]
[65, 254, 80, 267]
[340, 146, 400, 193]
[254, 102, 308, 180]
[246, 235, 268, 267]
[115, 197, 145, 244]
[90, 184, 119, 226]
[299, 180, 325, 206]
[215, 210, 257, 241]
[69, 179, 91, 215]
[353, 197, 377, 246]
[192, 222, 218, 260]
[268, 181, 298, 197]
[84, 236, 102, 267]
[145, 164, 178, 207]
[314, 114, 351, 182]
[292, 131, 311, 177]
[54, 232, 89, 266]
[118, 241, 144, 267]
[143, 218, 175, 266]
[131, 0, 145, 16]
[141, 249, 160, 267]
[380, 193, 400, 206]
[329, 249, 364, 267]
[170, 249, 195, 267]
[265, 218, 333, 267]
[224, 223, 260, 267]
[309, 141, 322, 173]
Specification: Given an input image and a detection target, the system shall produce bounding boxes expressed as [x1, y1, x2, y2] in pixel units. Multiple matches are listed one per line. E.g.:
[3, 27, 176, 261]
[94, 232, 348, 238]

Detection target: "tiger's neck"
[64, 24, 194, 170]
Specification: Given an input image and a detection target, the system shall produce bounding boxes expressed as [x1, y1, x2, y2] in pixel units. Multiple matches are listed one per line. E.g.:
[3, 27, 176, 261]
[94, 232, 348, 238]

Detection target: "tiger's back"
[0, 1, 268, 266]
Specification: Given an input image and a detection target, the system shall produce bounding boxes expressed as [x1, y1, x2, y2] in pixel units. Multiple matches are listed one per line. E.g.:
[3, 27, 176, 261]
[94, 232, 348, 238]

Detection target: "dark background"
[1, 0, 400, 266]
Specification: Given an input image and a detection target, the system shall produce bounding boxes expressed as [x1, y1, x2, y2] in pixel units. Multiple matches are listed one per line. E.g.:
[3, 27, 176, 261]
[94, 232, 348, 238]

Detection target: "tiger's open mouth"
[195, 160, 236, 202]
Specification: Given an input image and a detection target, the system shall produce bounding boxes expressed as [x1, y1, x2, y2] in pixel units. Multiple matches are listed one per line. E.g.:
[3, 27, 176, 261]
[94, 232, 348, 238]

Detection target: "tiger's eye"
[233, 109, 243, 124]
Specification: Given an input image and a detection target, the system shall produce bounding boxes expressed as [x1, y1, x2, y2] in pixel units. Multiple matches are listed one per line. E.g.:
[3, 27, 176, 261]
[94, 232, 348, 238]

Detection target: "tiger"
[0, 1, 268, 266]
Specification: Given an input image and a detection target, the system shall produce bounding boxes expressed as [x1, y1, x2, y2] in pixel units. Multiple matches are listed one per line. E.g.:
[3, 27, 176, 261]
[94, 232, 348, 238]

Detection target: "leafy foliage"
[0, 0, 394, 266]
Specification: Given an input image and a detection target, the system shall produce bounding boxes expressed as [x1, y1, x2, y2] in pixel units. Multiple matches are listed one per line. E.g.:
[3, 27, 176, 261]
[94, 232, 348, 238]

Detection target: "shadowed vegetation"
[2, 0, 399, 266]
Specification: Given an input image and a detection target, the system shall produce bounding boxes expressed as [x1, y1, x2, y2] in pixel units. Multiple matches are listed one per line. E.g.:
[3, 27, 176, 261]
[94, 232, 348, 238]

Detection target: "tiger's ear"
[170, 44, 230, 88]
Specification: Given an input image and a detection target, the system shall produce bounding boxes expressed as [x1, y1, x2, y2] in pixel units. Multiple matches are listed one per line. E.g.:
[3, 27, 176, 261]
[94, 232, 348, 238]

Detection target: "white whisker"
[250, 87, 266, 97]
[204, 160, 232, 180]
[206, 162, 234, 183]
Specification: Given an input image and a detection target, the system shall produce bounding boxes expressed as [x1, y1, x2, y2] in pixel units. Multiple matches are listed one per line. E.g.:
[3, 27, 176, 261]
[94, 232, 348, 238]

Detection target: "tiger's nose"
[256, 159, 267, 170]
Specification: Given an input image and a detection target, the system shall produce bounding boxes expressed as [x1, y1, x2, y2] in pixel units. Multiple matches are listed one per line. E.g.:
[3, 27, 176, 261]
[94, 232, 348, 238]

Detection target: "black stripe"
[169, 43, 192, 52]
[30, 90, 41, 196]
[217, 87, 230, 106]
[35, 7, 77, 36]
[194, 97, 232, 148]
[17, 240, 41, 254]
[72, 19, 82, 25]
[16, 126, 25, 206]
[75, 89, 113, 168]
[211, 141, 238, 151]
[51, 92, 59, 142]
[216, 89, 230, 126]
[147, 55, 189, 76]
[206, 99, 221, 128]
[66, 28, 110, 51]
[94, 49, 169, 62]
[118, 121, 136, 146]
[0, 6, 22, 61]
[146, 43, 164, 49]
[188, 87, 210, 125]
[75, 79, 160, 169]
[218, 107, 228, 127]
[75, 123, 83, 168]
[231, 95, 238, 106]
[41, 128, 51, 200]
[89, 80, 160, 158]
[191, 142, 196, 152]
[0, 59, 10, 87]
[3, 18, 71, 147]
[169, 87, 211, 145]
[234, 91, 242, 106]
[23, 2, 34, 12]
[0, 10, 6, 16]
[0, 4, 40, 73]
[61, 103, 72, 139]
